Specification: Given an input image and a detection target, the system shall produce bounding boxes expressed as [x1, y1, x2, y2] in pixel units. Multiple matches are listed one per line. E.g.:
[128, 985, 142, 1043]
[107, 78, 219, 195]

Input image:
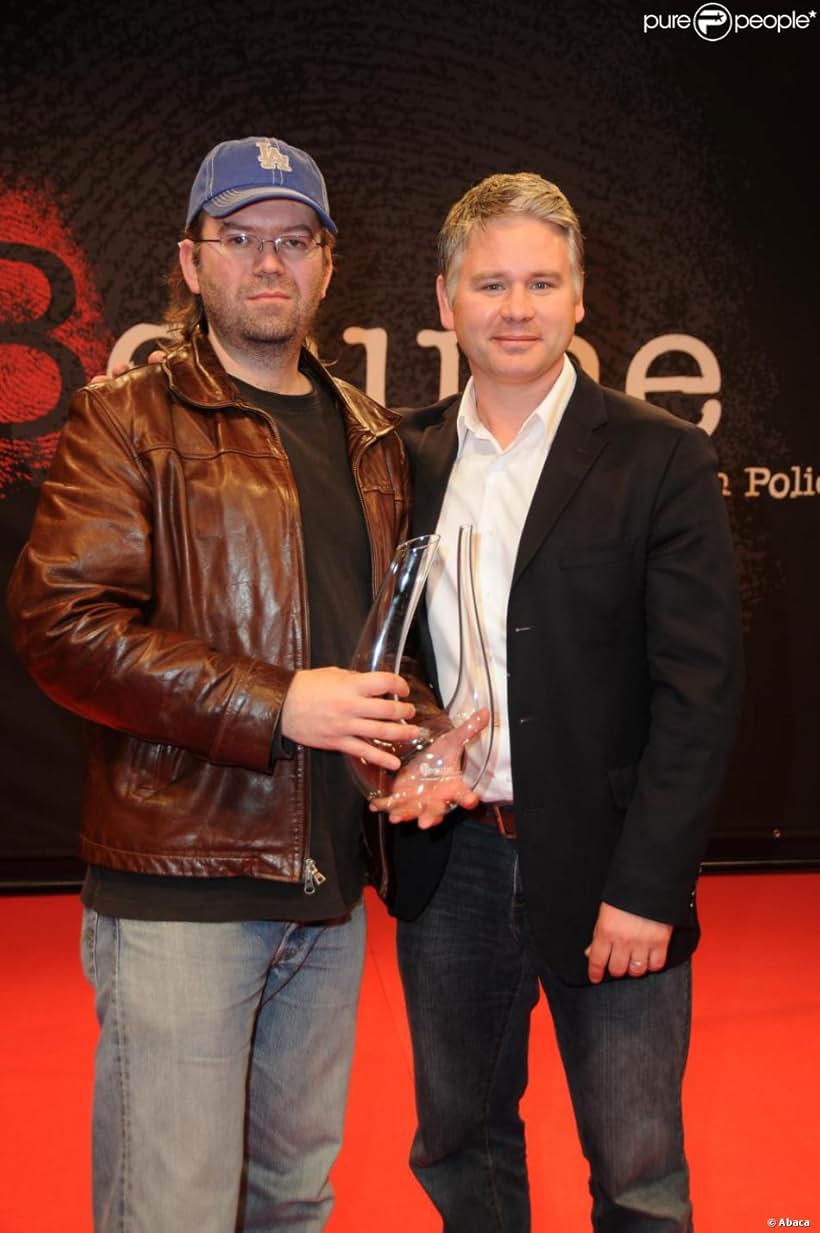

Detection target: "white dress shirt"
[426, 354, 577, 801]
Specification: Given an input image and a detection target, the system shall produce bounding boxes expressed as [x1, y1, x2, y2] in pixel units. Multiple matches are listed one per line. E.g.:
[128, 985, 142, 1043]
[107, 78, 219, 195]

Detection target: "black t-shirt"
[82, 373, 373, 922]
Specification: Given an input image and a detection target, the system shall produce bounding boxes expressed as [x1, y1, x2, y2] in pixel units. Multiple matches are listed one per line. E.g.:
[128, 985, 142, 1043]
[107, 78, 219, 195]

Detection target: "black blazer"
[388, 365, 743, 985]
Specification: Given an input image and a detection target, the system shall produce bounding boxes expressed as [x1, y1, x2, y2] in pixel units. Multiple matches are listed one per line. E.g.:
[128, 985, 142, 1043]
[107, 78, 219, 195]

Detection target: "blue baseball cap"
[185, 136, 337, 234]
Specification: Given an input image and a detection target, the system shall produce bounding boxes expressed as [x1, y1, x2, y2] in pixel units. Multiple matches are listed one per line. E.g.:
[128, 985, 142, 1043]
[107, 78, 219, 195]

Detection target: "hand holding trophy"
[345, 525, 494, 828]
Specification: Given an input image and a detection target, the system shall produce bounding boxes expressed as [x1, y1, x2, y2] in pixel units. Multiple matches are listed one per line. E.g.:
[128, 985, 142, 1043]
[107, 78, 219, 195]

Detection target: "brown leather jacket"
[7, 331, 410, 888]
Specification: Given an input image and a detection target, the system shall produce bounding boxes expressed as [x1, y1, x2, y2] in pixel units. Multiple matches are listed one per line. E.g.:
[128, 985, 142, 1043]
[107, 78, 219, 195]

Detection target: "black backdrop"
[2, 0, 818, 884]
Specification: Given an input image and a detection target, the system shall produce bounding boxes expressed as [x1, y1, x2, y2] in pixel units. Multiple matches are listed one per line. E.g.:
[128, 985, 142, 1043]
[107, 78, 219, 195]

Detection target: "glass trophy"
[345, 525, 494, 811]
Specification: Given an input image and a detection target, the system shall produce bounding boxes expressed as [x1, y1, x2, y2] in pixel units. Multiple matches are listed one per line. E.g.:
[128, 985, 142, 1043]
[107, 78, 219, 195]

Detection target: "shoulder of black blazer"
[394, 365, 716, 545]
[396, 364, 711, 457]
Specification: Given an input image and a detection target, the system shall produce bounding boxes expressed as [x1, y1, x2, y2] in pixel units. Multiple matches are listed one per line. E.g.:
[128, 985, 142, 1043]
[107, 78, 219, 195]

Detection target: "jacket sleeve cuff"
[270, 716, 295, 763]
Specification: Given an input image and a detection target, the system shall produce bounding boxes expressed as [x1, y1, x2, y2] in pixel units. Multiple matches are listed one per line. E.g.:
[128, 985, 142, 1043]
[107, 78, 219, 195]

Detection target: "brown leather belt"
[469, 802, 516, 839]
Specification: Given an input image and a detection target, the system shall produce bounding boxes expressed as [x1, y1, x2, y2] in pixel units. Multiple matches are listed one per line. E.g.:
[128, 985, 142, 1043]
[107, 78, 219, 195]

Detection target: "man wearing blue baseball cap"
[8, 136, 432, 1232]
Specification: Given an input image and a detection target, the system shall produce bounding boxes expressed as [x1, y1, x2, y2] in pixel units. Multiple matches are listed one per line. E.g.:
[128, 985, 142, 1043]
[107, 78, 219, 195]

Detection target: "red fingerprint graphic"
[0, 181, 114, 497]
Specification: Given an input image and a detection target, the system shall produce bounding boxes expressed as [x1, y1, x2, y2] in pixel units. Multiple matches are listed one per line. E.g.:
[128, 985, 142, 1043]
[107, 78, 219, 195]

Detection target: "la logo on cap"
[256, 140, 292, 172]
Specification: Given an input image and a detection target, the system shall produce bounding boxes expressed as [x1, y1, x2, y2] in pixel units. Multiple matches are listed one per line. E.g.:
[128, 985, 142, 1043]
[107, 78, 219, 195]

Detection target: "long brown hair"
[164, 216, 205, 343]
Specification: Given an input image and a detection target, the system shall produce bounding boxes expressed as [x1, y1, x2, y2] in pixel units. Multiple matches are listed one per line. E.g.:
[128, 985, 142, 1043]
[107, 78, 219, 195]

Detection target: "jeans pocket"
[80, 906, 99, 987]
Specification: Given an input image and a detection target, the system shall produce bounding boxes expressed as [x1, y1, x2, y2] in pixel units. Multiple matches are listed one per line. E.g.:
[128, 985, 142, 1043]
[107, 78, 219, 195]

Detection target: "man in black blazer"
[380, 174, 742, 1231]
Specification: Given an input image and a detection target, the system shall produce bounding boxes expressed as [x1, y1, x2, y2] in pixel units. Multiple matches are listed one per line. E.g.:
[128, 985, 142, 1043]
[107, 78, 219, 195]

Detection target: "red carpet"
[1, 873, 818, 1231]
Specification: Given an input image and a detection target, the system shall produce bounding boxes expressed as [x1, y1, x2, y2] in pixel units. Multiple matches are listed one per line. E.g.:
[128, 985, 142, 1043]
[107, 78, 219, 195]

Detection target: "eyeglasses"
[197, 230, 326, 264]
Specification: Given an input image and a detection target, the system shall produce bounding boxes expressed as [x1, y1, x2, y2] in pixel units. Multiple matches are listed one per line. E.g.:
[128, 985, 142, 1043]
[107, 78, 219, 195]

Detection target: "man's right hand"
[281, 668, 418, 769]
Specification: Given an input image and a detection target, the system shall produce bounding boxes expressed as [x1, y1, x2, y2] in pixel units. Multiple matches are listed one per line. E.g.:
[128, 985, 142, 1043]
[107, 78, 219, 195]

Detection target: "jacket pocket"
[558, 540, 638, 643]
[128, 740, 187, 799]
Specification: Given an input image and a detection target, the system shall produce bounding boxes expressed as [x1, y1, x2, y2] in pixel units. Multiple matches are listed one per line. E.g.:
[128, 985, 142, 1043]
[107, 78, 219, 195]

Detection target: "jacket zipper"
[245, 403, 322, 893]
[351, 439, 391, 899]
[303, 858, 327, 895]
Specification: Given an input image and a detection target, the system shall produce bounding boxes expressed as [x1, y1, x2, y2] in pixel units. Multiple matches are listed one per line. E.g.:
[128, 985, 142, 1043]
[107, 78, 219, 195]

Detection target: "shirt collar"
[455, 352, 577, 456]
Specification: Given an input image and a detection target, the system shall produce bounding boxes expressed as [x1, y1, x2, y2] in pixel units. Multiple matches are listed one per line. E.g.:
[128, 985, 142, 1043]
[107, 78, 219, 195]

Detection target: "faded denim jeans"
[81, 903, 365, 1233]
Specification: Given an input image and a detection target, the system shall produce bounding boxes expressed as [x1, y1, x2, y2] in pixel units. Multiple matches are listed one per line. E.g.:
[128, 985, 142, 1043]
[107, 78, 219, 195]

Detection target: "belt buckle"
[490, 803, 515, 839]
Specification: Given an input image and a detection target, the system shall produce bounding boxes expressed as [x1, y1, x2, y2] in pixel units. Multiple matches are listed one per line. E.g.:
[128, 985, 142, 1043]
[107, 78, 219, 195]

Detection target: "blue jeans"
[396, 820, 693, 1232]
[81, 904, 365, 1233]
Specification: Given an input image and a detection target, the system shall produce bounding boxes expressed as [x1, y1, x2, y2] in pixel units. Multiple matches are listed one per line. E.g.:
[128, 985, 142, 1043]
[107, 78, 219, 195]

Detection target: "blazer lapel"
[410, 404, 460, 537]
[513, 369, 609, 587]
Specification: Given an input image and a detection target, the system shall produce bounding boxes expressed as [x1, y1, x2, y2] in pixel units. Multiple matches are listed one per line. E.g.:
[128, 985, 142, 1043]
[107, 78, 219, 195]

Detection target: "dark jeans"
[396, 819, 693, 1232]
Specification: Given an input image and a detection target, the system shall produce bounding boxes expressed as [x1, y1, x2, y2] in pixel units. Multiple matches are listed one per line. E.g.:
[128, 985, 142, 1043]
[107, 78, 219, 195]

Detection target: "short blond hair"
[438, 172, 584, 298]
